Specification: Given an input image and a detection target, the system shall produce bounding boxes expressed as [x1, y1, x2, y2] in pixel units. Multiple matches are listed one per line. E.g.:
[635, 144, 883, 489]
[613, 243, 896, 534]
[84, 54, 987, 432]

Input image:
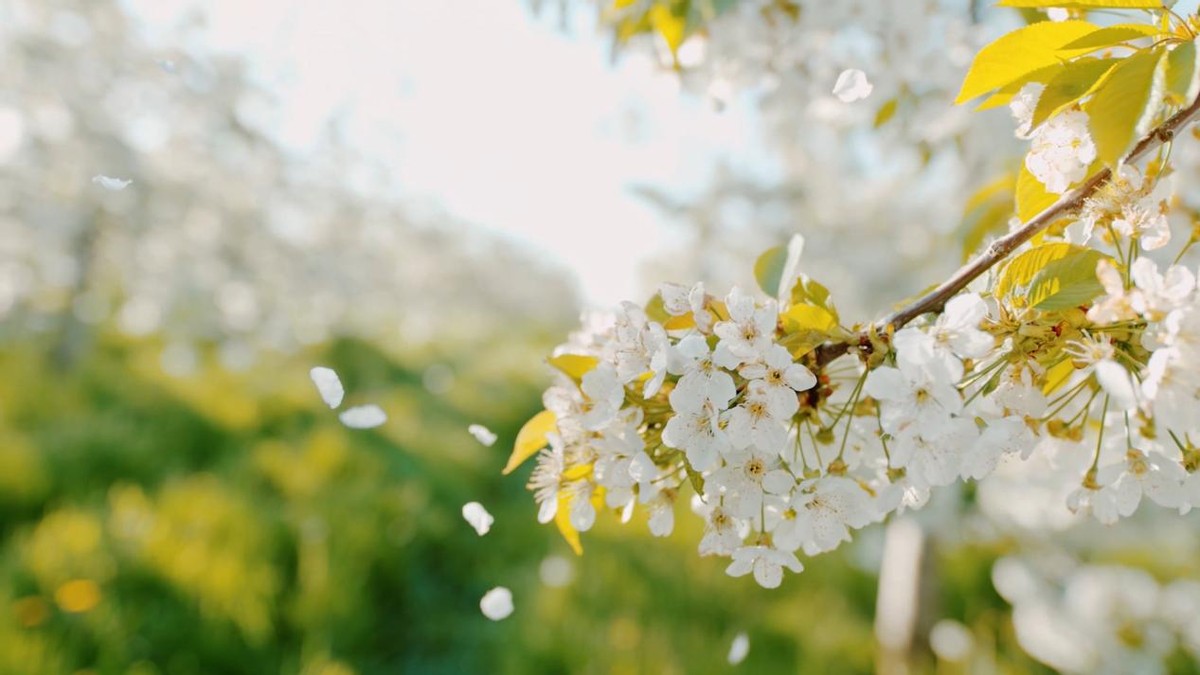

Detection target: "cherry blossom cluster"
[524, 265, 1038, 588]
[522, 179, 1200, 584]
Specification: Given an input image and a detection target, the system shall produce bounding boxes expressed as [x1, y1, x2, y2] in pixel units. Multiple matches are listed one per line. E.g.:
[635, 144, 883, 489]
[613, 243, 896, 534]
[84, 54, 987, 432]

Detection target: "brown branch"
[815, 93, 1200, 369]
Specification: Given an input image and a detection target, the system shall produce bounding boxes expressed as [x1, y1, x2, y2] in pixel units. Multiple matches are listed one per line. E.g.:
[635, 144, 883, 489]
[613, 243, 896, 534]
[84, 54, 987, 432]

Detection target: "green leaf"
[956, 20, 1098, 103]
[1082, 46, 1168, 166]
[1027, 247, 1112, 310]
[753, 245, 788, 299]
[998, 0, 1161, 7]
[1015, 163, 1059, 221]
[1031, 57, 1120, 128]
[753, 234, 805, 300]
[1057, 24, 1160, 55]
[1166, 39, 1199, 104]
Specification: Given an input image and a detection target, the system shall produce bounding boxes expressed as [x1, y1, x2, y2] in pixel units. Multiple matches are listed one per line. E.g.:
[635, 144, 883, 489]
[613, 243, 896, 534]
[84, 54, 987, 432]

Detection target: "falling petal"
[309, 366, 344, 409]
[92, 175, 132, 191]
[727, 632, 750, 665]
[468, 423, 498, 447]
[339, 404, 386, 429]
[462, 501, 494, 535]
[832, 68, 873, 103]
[480, 587, 513, 621]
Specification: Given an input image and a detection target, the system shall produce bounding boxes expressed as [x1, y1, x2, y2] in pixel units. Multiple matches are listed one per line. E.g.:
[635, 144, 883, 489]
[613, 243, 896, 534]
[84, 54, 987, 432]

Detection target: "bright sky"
[119, 0, 772, 308]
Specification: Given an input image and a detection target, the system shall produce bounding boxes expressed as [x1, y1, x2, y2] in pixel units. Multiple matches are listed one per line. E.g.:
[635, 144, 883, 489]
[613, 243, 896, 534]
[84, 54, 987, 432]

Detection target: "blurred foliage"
[0, 330, 1060, 674]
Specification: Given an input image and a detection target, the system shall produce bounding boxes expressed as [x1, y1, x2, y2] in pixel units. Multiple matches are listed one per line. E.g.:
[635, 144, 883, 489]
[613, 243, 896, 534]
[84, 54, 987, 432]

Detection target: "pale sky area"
[118, 0, 776, 307]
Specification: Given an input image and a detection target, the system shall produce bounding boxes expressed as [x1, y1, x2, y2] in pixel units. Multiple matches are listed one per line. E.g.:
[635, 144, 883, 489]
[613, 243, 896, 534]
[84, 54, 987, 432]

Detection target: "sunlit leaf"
[1027, 247, 1112, 310]
[959, 173, 1015, 261]
[1057, 24, 1160, 56]
[975, 64, 1065, 111]
[1043, 358, 1077, 395]
[1083, 46, 1168, 166]
[502, 410, 557, 475]
[1030, 57, 1119, 128]
[997, 242, 1111, 311]
[649, 4, 687, 57]
[781, 304, 837, 334]
[1015, 163, 1059, 222]
[1166, 39, 1200, 104]
[956, 20, 1098, 103]
[554, 493, 583, 555]
[547, 353, 599, 382]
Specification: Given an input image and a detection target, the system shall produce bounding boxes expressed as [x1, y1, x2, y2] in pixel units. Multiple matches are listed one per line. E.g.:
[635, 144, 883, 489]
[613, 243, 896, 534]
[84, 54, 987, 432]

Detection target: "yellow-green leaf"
[1043, 358, 1077, 395]
[874, 97, 899, 127]
[781, 304, 837, 334]
[1030, 57, 1120, 128]
[1166, 39, 1199, 104]
[997, 242, 1110, 310]
[1027, 247, 1112, 310]
[959, 173, 1015, 261]
[649, 4, 686, 57]
[502, 410, 557, 475]
[547, 354, 599, 382]
[999, 0, 1161, 7]
[753, 234, 805, 301]
[1015, 163, 1059, 222]
[997, 243, 1077, 303]
[788, 274, 838, 322]
[976, 64, 1065, 111]
[956, 20, 1098, 103]
[1057, 24, 1160, 56]
[1083, 46, 1168, 166]
[754, 245, 788, 299]
[645, 291, 670, 322]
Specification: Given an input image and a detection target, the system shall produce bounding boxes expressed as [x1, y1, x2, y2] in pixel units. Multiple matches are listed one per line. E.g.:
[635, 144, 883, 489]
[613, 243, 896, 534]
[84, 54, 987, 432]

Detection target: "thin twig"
[815, 93, 1200, 368]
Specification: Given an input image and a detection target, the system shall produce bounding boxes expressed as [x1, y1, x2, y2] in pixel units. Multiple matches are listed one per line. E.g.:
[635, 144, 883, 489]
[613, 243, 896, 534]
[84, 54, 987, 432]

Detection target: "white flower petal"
[338, 404, 387, 429]
[480, 587, 514, 621]
[309, 366, 344, 409]
[92, 175, 132, 191]
[462, 501, 494, 536]
[833, 68, 873, 103]
[468, 423, 498, 447]
[727, 632, 750, 665]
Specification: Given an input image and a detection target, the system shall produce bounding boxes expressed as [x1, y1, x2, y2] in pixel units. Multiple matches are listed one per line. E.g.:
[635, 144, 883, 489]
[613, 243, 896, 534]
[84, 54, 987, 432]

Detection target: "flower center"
[745, 458, 766, 480]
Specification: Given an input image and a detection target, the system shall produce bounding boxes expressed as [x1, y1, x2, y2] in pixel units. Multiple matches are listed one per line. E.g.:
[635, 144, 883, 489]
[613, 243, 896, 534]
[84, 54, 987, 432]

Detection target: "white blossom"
[725, 545, 804, 588]
[1026, 110, 1096, 194]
